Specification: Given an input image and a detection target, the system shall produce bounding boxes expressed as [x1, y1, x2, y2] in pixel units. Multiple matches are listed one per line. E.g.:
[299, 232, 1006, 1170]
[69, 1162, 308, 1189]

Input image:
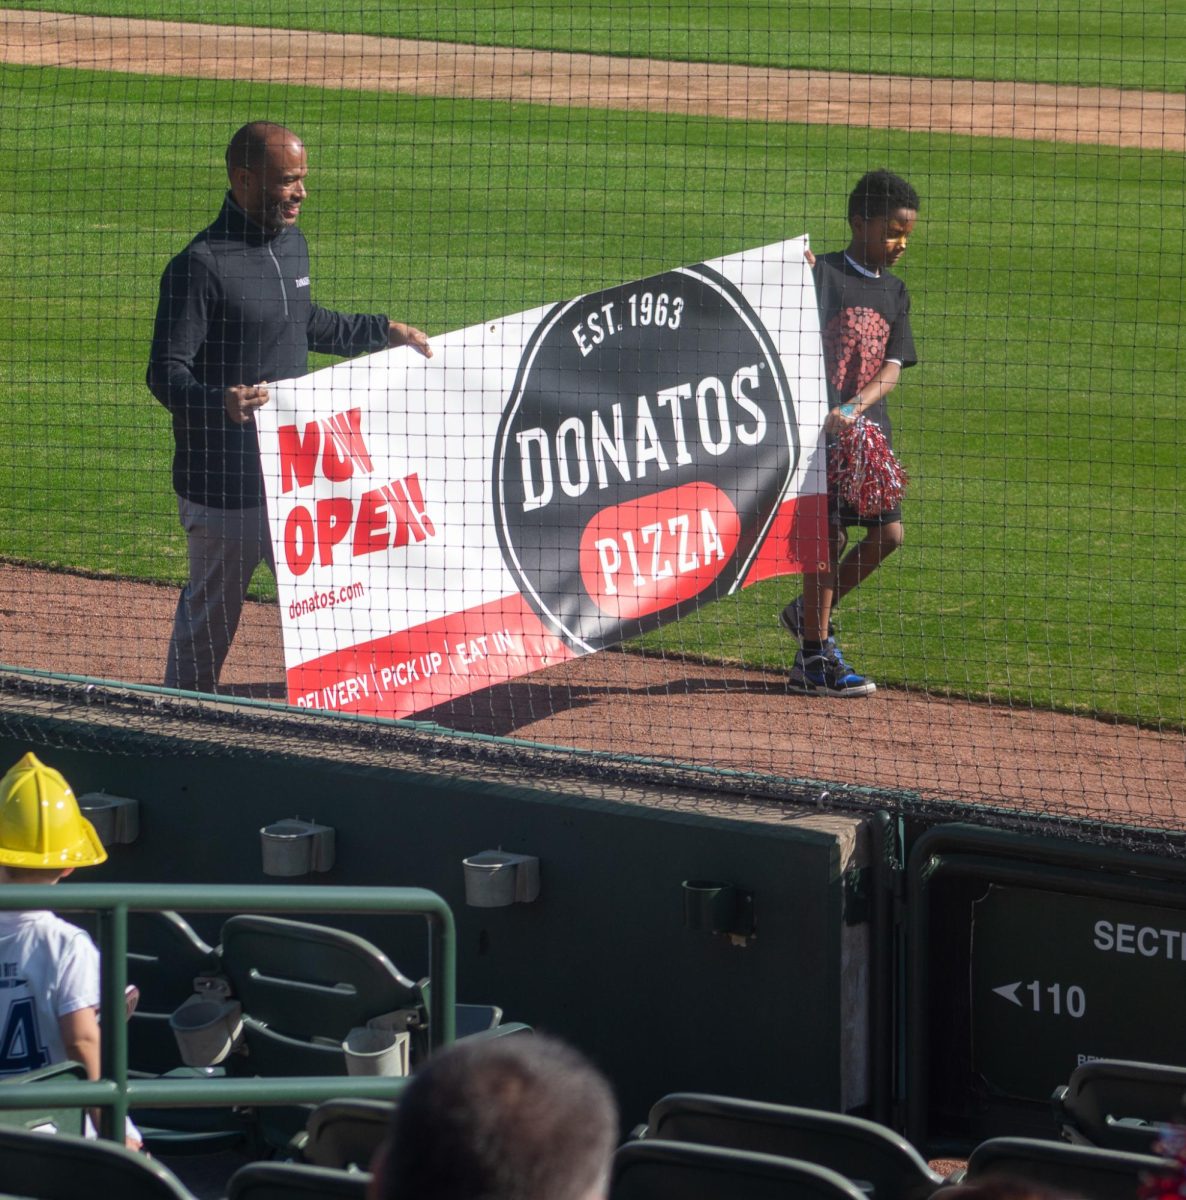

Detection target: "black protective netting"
[1, 4, 1183, 842]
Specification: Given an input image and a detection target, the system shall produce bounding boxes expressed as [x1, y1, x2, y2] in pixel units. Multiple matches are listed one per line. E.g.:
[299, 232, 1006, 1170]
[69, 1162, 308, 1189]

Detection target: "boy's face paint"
[849, 207, 918, 272]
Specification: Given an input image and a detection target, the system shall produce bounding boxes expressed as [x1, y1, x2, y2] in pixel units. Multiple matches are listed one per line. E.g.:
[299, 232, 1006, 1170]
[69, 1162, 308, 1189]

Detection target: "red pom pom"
[828, 417, 909, 518]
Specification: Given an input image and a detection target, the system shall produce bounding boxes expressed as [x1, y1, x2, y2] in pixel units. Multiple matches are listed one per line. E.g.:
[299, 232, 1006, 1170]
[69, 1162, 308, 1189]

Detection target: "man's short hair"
[380, 1033, 618, 1200]
[848, 169, 920, 219]
[225, 122, 299, 175]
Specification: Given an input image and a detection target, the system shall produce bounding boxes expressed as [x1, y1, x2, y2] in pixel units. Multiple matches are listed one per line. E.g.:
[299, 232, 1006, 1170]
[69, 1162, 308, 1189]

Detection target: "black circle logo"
[494, 264, 798, 652]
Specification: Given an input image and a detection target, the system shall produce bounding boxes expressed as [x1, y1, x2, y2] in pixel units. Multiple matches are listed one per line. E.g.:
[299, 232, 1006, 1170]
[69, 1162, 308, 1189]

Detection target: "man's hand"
[804, 247, 816, 267]
[224, 384, 270, 425]
[388, 321, 433, 358]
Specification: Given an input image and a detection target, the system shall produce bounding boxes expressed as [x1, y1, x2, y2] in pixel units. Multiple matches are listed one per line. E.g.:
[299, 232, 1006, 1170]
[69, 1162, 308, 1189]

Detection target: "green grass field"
[1, 19, 1183, 728]
[11, 0, 1185, 89]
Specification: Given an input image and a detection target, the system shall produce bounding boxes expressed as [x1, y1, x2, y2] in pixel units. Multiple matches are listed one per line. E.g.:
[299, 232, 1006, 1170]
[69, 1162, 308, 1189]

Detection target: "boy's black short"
[830, 490, 903, 529]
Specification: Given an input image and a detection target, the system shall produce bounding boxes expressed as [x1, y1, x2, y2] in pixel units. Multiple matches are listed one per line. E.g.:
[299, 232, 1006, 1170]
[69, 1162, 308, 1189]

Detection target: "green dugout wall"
[0, 713, 876, 1126]
[6, 702, 1186, 1147]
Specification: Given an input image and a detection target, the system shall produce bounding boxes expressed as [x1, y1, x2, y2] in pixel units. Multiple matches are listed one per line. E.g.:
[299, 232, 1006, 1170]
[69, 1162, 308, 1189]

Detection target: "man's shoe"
[788, 645, 876, 697]
[779, 595, 836, 645]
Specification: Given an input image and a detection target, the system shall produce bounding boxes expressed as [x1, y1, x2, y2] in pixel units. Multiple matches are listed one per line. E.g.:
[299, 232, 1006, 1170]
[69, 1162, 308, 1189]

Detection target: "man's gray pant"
[165, 497, 275, 693]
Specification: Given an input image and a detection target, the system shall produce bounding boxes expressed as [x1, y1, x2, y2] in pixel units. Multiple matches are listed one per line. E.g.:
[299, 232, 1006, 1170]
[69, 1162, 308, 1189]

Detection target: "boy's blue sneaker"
[778, 595, 836, 645]
[788, 645, 876, 697]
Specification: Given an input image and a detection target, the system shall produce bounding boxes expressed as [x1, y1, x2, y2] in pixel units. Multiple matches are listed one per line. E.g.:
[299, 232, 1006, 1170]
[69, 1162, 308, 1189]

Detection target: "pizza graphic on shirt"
[822, 307, 890, 398]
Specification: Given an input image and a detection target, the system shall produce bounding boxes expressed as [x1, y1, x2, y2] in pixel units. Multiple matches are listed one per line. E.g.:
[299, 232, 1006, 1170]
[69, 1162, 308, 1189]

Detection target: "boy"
[0, 751, 140, 1147]
[784, 168, 920, 696]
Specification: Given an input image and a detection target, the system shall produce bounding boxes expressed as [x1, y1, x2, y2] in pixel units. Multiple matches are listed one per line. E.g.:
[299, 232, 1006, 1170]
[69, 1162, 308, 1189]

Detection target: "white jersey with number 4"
[0, 910, 99, 1076]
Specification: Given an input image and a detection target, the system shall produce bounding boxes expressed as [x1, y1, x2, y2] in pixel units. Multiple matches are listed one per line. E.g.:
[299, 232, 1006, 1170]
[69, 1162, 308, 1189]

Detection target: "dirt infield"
[4, 10, 1184, 151]
[1, 562, 1182, 829]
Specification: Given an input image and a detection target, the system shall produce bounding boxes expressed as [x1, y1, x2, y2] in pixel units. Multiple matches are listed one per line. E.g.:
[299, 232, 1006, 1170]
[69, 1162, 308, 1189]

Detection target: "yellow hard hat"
[0, 752, 107, 868]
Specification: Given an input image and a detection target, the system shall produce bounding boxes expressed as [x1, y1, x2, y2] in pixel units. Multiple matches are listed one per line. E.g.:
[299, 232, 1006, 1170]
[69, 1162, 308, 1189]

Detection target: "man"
[147, 121, 431, 693]
[368, 1034, 618, 1200]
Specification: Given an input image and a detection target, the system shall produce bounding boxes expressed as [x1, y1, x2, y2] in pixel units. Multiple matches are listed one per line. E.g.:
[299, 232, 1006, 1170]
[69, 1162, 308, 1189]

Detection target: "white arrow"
[993, 982, 1022, 1006]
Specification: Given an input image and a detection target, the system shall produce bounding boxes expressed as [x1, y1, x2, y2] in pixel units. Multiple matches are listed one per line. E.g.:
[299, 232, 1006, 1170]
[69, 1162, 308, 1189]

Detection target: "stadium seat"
[124, 910, 221, 1075]
[218, 914, 508, 1150]
[0, 1125, 197, 1200]
[296, 1097, 395, 1170]
[131, 1073, 251, 1158]
[219, 914, 424, 1077]
[265, 1028, 517, 1168]
[107, 911, 250, 1155]
[226, 1160, 371, 1200]
[0, 1059, 87, 1135]
[611, 1139, 870, 1199]
[116, 911, 251, 1155]
[1051, 1057, 1186, 1153]
[641, 1092, 947, 1197]
[964, 1135, 1172, 1200]
[220, 914, 506, 1073]
[71, 909, 222, 1077]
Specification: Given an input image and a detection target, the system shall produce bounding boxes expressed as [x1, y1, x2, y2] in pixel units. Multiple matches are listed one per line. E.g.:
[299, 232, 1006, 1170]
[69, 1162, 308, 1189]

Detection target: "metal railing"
[0, 884, 456, 1138]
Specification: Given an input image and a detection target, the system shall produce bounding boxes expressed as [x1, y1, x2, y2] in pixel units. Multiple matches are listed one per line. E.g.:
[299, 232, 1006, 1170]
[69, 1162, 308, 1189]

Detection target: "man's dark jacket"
[147, 196, 389, 509]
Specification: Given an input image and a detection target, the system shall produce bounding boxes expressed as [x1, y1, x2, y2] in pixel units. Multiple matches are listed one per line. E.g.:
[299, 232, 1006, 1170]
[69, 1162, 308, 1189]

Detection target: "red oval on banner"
[578, 483, 741, 619]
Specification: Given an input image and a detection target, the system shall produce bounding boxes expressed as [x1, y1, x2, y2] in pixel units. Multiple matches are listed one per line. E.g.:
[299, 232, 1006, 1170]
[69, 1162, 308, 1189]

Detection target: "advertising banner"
[256, 236, 829, 719]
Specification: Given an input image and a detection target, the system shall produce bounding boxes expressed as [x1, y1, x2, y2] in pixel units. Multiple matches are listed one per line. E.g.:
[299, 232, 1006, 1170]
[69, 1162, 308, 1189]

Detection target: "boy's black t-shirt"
[812, 251, 917, 445]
